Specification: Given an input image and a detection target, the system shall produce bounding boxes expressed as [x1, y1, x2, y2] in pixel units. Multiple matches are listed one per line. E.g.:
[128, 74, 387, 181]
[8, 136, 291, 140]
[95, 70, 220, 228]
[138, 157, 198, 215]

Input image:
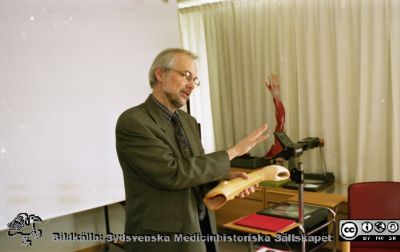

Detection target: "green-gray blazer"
[116, 95, 231, 252]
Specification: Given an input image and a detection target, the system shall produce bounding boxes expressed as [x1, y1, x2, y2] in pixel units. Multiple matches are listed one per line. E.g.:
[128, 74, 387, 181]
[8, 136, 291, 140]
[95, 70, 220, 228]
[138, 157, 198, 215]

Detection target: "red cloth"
[349, 182, 400, 250]
[234, 213, 295, 232]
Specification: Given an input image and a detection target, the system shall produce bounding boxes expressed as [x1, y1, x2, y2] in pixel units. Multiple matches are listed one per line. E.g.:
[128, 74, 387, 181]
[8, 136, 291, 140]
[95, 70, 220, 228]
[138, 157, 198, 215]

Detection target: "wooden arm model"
[203, 165, 290, 210]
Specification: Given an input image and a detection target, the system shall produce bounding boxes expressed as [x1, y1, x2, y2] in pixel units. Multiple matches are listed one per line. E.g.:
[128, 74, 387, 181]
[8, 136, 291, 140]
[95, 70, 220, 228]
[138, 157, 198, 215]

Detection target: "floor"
[79, 242, 250, 252]
[219, 241, 250, 252]
[83, 241, 333, 252]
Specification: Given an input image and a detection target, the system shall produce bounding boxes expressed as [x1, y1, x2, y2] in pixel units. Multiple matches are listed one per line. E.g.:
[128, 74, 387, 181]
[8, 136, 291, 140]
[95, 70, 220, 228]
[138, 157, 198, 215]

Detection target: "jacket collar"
[144, 95, 175, 138]
[144, 95, 202, 156]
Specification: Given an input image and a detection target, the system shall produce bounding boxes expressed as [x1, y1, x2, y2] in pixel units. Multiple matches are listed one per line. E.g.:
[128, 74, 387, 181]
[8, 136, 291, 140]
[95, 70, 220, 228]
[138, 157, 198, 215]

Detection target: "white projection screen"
[0, 0, 180, 230]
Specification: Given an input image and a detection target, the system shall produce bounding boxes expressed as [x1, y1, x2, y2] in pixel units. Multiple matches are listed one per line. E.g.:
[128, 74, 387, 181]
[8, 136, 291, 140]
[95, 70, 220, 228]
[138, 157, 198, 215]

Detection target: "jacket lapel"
[144, 95, 176, 143]
[144, 95, 200, 158]
[177, 111, 203, 156]
[145, 96, 207, 202]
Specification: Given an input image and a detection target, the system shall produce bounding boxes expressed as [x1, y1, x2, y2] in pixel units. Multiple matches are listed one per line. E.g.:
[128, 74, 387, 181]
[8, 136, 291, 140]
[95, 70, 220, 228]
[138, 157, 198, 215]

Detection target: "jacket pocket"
[141, 218, 182, 233]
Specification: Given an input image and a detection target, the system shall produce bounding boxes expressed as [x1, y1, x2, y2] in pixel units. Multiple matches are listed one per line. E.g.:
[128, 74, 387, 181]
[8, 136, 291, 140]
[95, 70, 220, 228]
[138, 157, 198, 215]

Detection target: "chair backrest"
[348, 181, 400, 250]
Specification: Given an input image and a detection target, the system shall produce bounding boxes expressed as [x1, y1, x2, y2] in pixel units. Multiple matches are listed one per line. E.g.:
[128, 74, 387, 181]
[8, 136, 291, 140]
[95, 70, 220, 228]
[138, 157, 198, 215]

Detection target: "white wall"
[0, 0, 180, 250]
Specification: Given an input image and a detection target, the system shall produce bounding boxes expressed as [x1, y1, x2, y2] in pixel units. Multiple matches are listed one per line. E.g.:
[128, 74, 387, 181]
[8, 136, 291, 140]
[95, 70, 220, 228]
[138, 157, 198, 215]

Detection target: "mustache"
[181, 89, 191, 96]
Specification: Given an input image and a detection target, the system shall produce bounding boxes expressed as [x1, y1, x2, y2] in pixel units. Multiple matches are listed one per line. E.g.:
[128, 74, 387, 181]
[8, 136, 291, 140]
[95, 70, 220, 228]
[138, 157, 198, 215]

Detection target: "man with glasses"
[116, 48, 269, 252]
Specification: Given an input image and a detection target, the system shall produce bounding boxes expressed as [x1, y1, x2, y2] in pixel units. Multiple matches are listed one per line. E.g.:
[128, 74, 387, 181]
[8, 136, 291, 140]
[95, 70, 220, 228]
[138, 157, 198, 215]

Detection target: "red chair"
[347, 181, 400, 251]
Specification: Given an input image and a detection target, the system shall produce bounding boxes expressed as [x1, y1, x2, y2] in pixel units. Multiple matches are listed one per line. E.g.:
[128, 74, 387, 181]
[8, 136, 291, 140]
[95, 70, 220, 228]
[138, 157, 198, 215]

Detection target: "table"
[215, 167, 349, 251]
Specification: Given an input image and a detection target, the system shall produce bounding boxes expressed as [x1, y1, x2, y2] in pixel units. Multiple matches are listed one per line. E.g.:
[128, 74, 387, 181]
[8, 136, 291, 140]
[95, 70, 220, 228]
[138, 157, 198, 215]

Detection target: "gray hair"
[148, 48, 198, 88]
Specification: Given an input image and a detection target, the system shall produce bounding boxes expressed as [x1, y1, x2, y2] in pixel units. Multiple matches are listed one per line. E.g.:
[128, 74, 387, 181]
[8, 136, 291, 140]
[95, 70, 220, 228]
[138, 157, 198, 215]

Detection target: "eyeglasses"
[169, 69, 200, 87]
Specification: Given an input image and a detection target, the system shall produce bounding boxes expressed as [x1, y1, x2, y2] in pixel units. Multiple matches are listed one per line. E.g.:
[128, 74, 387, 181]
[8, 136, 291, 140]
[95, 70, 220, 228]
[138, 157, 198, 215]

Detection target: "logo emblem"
[7, 213, 43, 247]
[362, 221, 373, 233]
[374, 221, 386, 233]
[341, 221, 358, 240]
[387, 222, 399, 233]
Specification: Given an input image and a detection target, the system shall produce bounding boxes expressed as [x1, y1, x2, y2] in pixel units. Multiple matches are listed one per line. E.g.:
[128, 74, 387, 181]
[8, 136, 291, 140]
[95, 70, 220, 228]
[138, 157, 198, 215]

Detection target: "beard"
[165, 90, 186, 109]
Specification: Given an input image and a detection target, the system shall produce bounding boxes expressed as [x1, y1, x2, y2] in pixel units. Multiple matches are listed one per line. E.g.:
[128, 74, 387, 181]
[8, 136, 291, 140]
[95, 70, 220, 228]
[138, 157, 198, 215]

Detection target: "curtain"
[179, 7, 216, 153]
[179, 0, 400, 184]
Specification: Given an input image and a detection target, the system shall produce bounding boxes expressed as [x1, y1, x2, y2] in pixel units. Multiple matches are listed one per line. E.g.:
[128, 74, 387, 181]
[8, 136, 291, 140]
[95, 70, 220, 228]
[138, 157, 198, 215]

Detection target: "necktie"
[171, 113, 206, 220]
[171, 113, 192, 158]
